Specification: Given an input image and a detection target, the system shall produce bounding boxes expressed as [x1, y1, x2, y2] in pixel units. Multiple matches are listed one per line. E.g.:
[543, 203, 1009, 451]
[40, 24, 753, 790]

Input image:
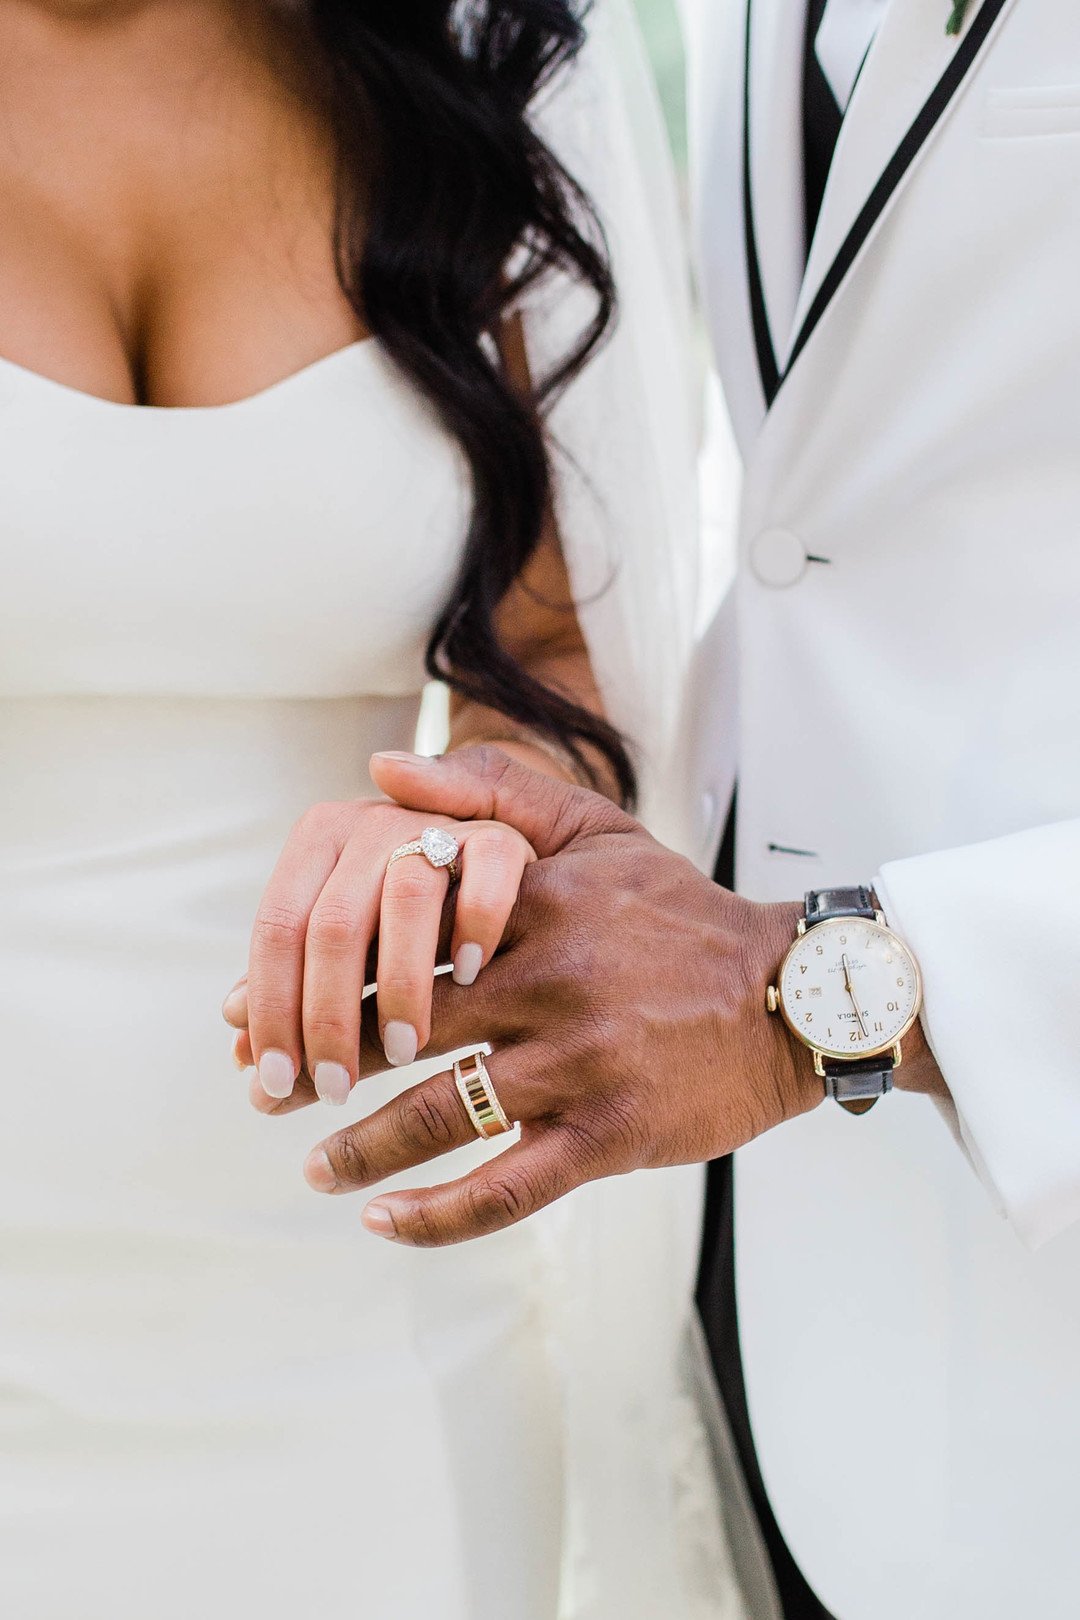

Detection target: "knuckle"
[563, 1092, 646, 1170]
[398, 1086, 460, 1153]
[252, 901, 308, 952]
[307, 901, 363, 953]
[329, 1131, 373, 1188]
[469, 823, 518, 858]
[406, 1200, 447, 1248]
[469, 743, 514, 783]
[383, 867, 439, 905]
[377, 967, 426, 1000]
[458, 895, 508, 939]
[247, 989, 299, 1027]
[303, 1005, 356, 1045]
[295, 801, 335, 837]
[294, 800, 359, 845]
[468, 1171, 534, 1230]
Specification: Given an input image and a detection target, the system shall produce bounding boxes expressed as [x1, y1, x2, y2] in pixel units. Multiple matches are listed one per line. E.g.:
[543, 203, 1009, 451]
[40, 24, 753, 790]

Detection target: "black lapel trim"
[767, 0, 1010, 403]
[743, 0, 781, 407]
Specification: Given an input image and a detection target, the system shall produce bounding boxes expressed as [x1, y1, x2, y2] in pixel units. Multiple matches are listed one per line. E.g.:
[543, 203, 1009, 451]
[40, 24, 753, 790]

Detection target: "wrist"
[748, 899, 825, 1123]
[892, 1016, 950, 1100]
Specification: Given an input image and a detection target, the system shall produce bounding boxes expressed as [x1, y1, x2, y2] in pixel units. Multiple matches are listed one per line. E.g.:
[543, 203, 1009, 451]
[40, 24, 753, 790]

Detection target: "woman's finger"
[247, 1065, 320, 1117]
[302, 1045, 534, 1195]
[222, 978, 249, 1029]
[450, 825, 535, 987]
[247, 806, 351, 1102]
[374, 844, 454, 1066]
[301, 844, 385, 1105]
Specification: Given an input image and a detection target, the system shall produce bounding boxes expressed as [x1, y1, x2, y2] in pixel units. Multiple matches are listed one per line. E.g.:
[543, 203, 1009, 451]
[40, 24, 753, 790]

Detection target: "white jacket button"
[749, 529, 807, 587]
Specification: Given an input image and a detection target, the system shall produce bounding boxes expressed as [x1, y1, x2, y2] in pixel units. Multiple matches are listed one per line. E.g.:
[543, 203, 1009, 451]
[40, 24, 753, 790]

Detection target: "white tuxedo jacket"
[675, 0, 1080, 1615]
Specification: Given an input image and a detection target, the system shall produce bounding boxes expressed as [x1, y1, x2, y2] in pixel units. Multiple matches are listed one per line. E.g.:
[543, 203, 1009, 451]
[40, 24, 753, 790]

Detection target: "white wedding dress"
[0, 10, 746, 1617]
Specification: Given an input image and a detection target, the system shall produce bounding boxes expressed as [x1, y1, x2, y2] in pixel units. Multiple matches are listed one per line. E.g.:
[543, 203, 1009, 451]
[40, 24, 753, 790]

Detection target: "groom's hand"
[298, 746, 823, 1246]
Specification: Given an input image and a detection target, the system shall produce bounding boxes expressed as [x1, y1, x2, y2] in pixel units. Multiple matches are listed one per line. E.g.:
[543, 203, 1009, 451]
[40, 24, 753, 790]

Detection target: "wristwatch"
[766, 887, 923, 1113]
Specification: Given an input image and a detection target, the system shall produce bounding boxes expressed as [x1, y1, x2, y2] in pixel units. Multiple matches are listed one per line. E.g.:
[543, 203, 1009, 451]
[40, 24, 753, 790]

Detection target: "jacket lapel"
[745, 0, 807, 391]
[782, 0, 1018, 378]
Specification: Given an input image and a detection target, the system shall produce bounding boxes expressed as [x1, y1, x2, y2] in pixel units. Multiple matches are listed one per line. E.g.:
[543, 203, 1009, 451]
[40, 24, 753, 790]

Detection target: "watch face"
[778, 918, 921, 1060]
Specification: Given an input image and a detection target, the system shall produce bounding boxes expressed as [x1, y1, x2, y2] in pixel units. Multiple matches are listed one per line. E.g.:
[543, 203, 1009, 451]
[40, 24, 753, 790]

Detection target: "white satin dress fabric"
[0, 320, 740, 1616]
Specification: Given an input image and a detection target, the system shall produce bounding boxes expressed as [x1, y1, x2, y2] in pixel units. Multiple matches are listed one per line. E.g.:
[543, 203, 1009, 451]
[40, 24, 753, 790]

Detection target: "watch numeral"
[874, 1021, 884, 1034]
[799, 964, 808, 975]
[849, 1031, 860, 1042]
[794, 989, 803, 1000]
[886, 1001, 899, 1012]
[815, 945, 824, 955]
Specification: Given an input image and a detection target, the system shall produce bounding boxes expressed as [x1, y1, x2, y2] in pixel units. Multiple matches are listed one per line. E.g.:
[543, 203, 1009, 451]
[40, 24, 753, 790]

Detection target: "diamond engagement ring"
[387, 826, 461, 884]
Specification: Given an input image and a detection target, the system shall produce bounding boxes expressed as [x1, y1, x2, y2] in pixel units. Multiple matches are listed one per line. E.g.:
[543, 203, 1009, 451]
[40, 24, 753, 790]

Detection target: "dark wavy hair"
[303, 0, 635, 805]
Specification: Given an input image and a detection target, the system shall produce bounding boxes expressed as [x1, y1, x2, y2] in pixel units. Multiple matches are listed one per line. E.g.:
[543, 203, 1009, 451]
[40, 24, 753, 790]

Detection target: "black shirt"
[802, 0, 844, 256]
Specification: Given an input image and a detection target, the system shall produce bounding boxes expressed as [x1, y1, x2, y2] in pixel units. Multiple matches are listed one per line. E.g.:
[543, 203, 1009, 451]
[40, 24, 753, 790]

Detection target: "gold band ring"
[387, 826, 460, 885]
[454, 1050, 514, 1140]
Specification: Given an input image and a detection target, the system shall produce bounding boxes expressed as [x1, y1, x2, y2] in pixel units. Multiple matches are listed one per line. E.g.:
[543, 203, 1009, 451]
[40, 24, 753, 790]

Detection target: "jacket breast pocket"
[982, 85, 1080, 139]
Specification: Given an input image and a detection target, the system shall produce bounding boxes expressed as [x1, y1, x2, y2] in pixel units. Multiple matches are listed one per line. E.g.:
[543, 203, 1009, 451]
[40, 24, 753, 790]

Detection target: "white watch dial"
[778, 917, 921, 1059]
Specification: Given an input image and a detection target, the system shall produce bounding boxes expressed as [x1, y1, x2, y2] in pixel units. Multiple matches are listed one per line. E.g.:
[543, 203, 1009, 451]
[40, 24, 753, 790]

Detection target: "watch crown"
[766, 985, 779, 1014]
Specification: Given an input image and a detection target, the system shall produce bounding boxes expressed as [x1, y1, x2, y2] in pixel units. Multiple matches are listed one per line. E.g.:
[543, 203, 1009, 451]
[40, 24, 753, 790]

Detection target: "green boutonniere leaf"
[946, 0, 972, 34]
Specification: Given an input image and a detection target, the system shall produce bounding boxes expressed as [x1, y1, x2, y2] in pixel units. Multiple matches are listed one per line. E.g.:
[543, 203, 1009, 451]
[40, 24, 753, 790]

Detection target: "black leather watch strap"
[804, 886, 876, 927]
[805, 887, 893, 1114]
[823, 1054, 894, 1104]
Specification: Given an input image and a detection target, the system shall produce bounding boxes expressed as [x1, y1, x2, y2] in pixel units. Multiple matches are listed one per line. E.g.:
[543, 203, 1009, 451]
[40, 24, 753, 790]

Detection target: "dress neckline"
[0, 337, 379, 415]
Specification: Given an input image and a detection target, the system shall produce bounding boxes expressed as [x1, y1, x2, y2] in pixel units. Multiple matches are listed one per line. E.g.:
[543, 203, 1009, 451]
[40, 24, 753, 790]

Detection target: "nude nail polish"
[383, 1021, 418, 1067]
[453, 943, 484, 987]
[222, 985, 248, 1024]
[372, 751, 436, 765]
[314, 1061, 351, 1107]
[258, 1049, 296, 1100]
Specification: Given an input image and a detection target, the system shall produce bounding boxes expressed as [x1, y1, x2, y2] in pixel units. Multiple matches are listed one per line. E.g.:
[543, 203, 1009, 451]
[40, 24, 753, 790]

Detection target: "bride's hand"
[223, 795, 535, 1106]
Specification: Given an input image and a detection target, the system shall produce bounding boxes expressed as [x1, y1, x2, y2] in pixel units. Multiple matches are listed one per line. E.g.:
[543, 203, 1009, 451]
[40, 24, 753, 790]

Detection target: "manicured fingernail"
[372, 751, 436, 765]
[453, 942, 484, 987]
[258, 1049, 296, 1100]
[232, 1034, 251, 1072]
[383, 1021, 418, 1067]
[304, 1147, 339, 1194]
[313, 1061, 351, 1107]
[362, 1201, 398, 1239]
[222, 985, 248, 1024]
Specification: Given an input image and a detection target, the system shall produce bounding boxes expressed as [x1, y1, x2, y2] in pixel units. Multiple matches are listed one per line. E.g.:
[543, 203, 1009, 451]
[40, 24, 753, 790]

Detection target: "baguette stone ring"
[454, 1050, 514, 1140]
[387, 826, 461, 884]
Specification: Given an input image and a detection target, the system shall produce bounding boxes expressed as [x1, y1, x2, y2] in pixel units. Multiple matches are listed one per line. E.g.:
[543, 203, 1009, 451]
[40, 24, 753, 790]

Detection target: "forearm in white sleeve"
[875, 818, 1080, 1251]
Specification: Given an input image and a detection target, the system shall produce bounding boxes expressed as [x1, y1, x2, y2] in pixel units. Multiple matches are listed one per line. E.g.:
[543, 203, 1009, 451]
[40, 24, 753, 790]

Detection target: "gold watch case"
[766, 912, 924, 1076]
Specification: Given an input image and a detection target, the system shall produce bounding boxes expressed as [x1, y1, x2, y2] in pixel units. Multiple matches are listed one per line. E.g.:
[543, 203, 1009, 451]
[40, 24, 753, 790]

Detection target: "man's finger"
[302, 1046, 537, 1195]
[369, 747, 629, 859]
[357, 1128, 585, 1247]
